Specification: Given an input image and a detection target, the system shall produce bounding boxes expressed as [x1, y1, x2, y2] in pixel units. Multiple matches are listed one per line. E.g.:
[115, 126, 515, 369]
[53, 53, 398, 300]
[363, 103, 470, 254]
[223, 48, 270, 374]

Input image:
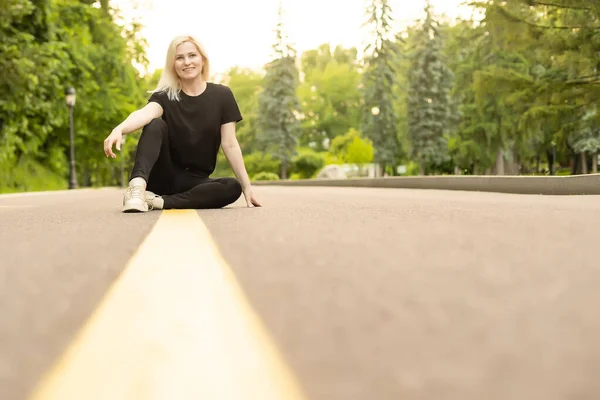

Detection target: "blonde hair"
[150, 35, 211, 101]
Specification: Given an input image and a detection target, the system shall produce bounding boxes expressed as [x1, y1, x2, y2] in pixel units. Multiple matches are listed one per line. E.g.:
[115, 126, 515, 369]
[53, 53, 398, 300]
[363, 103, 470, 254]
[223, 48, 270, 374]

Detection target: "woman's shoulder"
[152, 88, 169, 96]
[148, 89, 169, 102]
[208, 82, 234, 96]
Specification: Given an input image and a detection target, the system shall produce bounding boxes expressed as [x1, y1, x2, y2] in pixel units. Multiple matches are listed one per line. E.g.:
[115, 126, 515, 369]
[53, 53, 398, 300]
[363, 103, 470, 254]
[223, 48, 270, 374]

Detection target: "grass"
[0, 158, 68, 194]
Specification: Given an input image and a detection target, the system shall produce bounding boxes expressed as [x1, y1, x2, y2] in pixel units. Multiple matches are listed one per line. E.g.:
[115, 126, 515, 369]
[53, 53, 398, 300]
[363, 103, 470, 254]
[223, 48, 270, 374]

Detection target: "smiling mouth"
[183, 67, 194, 72]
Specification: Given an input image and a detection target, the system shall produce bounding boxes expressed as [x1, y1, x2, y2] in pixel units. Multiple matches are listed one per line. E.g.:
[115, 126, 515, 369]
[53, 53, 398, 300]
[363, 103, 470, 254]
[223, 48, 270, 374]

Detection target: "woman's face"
[174, 41, 203, 81]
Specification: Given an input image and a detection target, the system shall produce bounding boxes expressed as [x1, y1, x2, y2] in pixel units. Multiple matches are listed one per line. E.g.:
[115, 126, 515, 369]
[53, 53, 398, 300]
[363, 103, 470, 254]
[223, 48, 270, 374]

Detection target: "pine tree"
[257, 1, 301, 179]
[571, 107, 600, 174]
[500, 0, 600, 174]
[407, 1, 454, 175]
[361, 0, 400, 176]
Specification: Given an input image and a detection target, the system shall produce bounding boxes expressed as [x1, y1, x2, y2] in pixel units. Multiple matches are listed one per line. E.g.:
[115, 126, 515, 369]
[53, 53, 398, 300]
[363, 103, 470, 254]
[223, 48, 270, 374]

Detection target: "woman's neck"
[180, 79, 207, 96]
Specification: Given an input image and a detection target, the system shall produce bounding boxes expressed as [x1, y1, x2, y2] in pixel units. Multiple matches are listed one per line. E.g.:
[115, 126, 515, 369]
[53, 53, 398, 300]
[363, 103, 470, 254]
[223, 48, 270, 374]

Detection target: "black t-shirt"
[148, 82, 242, 177]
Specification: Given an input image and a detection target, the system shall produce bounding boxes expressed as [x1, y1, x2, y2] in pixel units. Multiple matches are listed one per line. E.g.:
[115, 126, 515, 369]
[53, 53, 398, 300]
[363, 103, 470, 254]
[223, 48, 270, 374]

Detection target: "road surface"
[1, 186, 600, 400]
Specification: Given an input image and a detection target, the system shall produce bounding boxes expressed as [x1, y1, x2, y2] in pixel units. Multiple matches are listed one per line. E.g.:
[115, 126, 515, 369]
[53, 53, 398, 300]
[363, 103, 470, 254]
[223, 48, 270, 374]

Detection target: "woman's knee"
[226, 178, 243, 199]
[215, 178, 242, 204]
[143, 118, 167, 133]
[139, 119, 168, 145]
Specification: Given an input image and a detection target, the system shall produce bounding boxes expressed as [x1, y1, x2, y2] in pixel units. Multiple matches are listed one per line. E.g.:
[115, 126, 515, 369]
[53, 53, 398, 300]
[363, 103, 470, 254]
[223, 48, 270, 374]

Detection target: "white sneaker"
[145, 191, 163, 210]
[122, 185, 148, 212]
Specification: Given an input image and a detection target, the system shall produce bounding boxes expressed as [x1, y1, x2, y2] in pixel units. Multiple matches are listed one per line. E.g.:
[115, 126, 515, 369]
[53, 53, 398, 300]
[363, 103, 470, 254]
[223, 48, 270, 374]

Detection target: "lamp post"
[121, 136, 126, 188]
[371, 106, 380, 177]
[551, 140, 556, 175]
[65, 87, 77, 189]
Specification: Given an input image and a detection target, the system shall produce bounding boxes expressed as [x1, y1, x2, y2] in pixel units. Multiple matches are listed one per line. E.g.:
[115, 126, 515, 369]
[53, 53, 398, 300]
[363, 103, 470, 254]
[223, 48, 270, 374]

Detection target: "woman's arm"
[104, 102, 163, 158]
[221, 122, 262, 207]
[115, 102, 163, 136]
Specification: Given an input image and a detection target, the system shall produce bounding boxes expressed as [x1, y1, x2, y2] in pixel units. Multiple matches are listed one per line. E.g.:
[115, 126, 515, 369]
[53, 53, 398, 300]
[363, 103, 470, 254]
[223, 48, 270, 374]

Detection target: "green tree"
[445, 1, 537, 175]
[0, 0, 149, 192]
[300, 43, 358, 79]
[291, 148, 326, 179]
[222, 67, 263, 153]
[569, 107, 600, 174]
[328, 128, 374, 164]
[347, 135, 375, 165]
[297, 45, 362, 150]
[361, 0, 400, 176]
[407, 2, 455, 175]
[257, 1, 301, 179]
[503, 0, 600, 174]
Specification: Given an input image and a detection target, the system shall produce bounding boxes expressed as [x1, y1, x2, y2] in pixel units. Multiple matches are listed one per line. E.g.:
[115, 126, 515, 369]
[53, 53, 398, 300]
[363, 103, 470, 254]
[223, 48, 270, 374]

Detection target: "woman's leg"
[129, 118, 175, 193]
[123, 118, 175, 212]
[162, 177, 243, 209]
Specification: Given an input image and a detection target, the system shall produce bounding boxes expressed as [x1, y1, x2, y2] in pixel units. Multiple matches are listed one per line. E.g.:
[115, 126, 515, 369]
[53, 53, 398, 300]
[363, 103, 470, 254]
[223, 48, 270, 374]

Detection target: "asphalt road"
[1, 186, 600, 400]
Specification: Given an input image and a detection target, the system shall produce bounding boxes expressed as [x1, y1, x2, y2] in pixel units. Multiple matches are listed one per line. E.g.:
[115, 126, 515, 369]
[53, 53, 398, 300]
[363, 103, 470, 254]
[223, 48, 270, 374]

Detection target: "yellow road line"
[29, 209, 307, 400]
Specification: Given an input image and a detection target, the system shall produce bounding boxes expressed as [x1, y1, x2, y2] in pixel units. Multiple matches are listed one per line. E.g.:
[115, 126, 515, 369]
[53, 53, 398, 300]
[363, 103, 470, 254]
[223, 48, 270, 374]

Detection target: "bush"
[0, 157, 68, 194]
[213, 150, 281, 178]
[291, 148, 326, 179]
[328, 128, 374, 164]
[405, 161, 421, 176]
[213, 150, 235, 177]
[243, 152, 281, 177]
[252, 172, 280, 181]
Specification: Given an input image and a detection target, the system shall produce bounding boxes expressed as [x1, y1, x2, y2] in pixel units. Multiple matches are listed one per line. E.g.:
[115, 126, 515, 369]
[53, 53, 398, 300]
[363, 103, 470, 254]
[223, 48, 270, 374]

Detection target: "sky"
[113, 0, 476, 76]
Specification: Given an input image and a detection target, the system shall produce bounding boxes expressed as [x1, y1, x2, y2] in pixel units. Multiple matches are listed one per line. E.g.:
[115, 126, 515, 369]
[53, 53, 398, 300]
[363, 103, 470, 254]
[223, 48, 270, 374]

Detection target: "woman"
[103, 35, 261, 212]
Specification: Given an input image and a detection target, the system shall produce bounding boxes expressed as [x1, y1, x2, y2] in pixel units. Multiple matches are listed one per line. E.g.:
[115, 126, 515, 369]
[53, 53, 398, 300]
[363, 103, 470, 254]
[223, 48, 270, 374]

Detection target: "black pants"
[129, 118, 242, 209]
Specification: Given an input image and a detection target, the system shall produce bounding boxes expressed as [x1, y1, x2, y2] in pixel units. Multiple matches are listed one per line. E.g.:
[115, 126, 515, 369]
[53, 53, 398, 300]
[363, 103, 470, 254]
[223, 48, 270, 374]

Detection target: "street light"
[551, 141, 557, 176]
[371, 106, 380, 177]
[65, 87, 77, 189]
[121, 136, 126, 188]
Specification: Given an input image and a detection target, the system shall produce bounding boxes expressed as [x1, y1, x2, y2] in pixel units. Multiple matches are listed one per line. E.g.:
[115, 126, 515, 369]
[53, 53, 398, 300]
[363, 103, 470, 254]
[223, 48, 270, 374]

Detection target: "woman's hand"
[104, 129, 123, 158]
[243, 188, 262, 208]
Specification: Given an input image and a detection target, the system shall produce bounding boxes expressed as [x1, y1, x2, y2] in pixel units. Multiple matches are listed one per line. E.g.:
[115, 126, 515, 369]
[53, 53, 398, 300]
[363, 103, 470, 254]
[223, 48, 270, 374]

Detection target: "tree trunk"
[419, 157, 425, 176]
[593, 152, 598, 174]
[547, 149, 554, 175]
[513, 149, 521, 175]
[372, 163, 382, 178]
[495, 148, 505, 175]
[495, 116, 504, 175]
[281, 161, 287, 180]
[581, 152, 588, 174]
[535, 156, 540, 174]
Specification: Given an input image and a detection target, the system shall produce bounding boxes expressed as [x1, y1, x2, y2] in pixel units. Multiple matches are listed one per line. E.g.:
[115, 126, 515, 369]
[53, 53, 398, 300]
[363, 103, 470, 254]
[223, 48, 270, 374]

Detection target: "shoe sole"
[122, 201, 149, 213]
[122, 207, 148, 213]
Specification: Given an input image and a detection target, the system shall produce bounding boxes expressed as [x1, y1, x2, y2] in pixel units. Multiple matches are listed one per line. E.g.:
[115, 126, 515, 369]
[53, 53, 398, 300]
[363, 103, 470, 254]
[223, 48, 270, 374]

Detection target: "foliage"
[242, 152, 281, 177]
[290, 148, 326, 179]
[329, 128, 374, 164]
[0, 0, 148, 192]
[297, 44, 362, 150]
[252, 171, 279, 181]
[7, 0, 600, 194]
[256, 2, 301, 179]
[213, 150, 281, 179]
[360, 0, 401, 171]
[222, 67, 264, 154]
[407, 2, 455, 174]
[0, 156, 67, 193]
[448, 0, 600, 174]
